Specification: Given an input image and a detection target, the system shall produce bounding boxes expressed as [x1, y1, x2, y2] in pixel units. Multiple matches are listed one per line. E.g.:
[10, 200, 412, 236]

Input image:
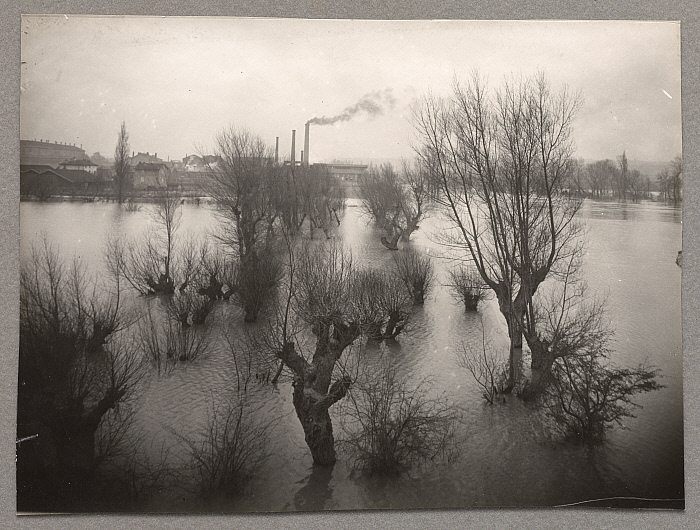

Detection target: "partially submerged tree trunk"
[292, 376, 351, 466]
[521, 335, 557, 399]
[49, 385, 126, 480]
[276, 321, 358, 466]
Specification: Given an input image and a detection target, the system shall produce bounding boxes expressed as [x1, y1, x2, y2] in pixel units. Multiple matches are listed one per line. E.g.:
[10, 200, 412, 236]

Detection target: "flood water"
[19, 197, 683, 511]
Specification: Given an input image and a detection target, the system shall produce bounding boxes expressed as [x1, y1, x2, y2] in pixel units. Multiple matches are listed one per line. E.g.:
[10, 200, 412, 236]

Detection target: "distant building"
[183, 154, 206, 171]
[183, 154, 221, 172]
[20, 139, 86, 168]
[57, 159, 98, 174]
[129, 151, 163, 166]
[313, 162, 368, 181]
[133, 162, 170, 190]
[91, 152, 112, 167]
[20, 164, 101, 197]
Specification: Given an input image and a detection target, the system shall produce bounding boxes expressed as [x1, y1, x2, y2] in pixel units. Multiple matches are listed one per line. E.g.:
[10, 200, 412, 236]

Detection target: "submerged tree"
[280, 163, 345, 238]
[271, 241, 410, 465]
[340, 362, 458, 475]
[18, 240, 142, 508]
[413, 71, 583, 387]
[392, 247, 435, 305]
[544, 352, 663, 441]
[447, 264, 489, 311]
[107, 189, 197, 296]
[357, 161, 431, 250]
[457, 318, 510, 404]
[114, 121, 131, 204]
[181, 398, 274, 497]
[207, 126, 283, 321]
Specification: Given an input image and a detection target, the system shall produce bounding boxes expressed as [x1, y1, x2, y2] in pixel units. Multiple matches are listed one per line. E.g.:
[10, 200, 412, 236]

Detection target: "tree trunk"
[50, 417, 98, 481]
[292, 385, 337, 466]
[381, 233, 400, 250]
[412, 280, 425, 305]
[243, 306, 258, 323]
[383, 311, 405, 339]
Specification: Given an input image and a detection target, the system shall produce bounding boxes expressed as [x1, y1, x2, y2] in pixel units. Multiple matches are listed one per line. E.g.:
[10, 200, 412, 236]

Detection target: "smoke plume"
[307, 88, 396, 126]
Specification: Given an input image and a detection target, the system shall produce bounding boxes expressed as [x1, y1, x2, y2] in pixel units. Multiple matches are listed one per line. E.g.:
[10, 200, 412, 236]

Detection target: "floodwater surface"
[19, 197, 683, 511]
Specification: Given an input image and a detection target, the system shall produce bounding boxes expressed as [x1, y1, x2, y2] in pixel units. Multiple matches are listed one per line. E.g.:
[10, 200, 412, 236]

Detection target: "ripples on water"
[19, 198, 683, 510]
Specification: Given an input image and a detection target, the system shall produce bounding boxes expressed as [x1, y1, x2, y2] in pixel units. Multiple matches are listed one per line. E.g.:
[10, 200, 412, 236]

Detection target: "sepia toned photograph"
[18, 16, 683, 513]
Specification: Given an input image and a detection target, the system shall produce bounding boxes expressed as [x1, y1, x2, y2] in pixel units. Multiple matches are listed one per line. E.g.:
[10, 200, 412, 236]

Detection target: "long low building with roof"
[20, 164, 108, 197]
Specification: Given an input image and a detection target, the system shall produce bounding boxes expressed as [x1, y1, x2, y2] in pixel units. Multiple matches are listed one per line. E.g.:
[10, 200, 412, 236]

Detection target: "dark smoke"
[307, 88, 396, 126]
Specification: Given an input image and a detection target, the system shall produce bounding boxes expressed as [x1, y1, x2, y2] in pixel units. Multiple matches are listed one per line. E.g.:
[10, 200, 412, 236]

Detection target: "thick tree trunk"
[292, 385, 337, 466]
[243, 306, 258, 323]
[523, 335, 557, 398]
[278, 328, 355, 466]
[412, 280, 425, 305]
[48, 413, 101, 482]
[380, 233, 401, 250]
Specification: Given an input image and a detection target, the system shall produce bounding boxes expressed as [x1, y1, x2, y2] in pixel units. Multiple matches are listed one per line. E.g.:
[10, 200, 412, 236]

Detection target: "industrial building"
[20, 139, 87, 168]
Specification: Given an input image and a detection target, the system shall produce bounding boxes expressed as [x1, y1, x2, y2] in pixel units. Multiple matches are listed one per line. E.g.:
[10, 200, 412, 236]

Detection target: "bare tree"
[18, 240, 143, 507]
[208, 126, 278, 261]
[340, 361, 459, 475]
[523, 254, 610, 388]
[544, 352, 662, 441]
[447, 264, 489, 311]
[352, 268, 412, 341]
[271, 241, 409, 465]
[616, 151, 629, 200]
[457, 321, 510, 404]
[669, 155, 682, 205]
[180, 398, 274, 497]
[114, 121, 131, 204]
[106, 190, 191, 295]
[628, 168, 642, 202]
[207, 126, 283, 321]
[413, 71, 583, 387]
[357, 161, 431, 250]
[392, 247, 435, 305]
[585, 159, 616, 198]
[279, 164, 345, 238]
[138, 305, 210, 375]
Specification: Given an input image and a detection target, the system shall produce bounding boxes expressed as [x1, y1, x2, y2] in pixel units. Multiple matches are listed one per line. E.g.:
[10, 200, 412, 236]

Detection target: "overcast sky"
[20, 16, 681, 165]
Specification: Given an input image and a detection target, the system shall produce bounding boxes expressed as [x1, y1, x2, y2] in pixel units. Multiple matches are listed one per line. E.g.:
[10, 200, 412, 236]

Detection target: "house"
[129, 151, 163, 166]
[57, 159, 98, 174]
[133, 162, 170, 190]
[183, 154, 206, 171]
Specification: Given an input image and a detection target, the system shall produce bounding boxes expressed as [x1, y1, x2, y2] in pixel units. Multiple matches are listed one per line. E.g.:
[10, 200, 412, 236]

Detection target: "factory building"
[20, 139, 87, 168]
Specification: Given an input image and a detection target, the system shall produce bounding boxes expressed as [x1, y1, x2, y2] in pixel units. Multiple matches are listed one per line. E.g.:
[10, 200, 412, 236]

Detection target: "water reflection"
[291, 465, 335, 512]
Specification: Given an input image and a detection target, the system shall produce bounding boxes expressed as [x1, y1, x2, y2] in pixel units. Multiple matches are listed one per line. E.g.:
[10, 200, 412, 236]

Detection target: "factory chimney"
[275, 136, 279, 165]
[304, 122, 310, 167]
[291, 130, 296, 165]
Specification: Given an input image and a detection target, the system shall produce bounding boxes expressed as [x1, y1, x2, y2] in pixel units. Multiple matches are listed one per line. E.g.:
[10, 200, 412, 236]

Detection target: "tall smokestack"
[304, 122, 310, 167]
[291, 130, 296, 165]
[275, 136, 279, 165]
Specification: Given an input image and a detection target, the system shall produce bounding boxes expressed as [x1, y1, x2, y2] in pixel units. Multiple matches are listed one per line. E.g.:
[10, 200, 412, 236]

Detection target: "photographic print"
[18, 16, 683, 513]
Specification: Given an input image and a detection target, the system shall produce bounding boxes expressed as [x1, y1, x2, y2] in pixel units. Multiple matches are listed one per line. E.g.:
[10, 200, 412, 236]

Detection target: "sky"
[20, 16, 681, 165]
